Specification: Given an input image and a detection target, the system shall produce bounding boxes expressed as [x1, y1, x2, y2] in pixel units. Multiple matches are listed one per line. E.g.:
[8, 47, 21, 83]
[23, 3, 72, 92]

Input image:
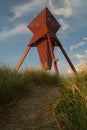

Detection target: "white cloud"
[74, 50, 87, 63]
[70, 41, 85, 51]
[75, 54, 87, 62]
[0, 23, 29, 41]
[56, 7, 72, 17]
[66, 49, 87, 74]
[75, 54, 83, 59]
[65, 0, 71, 6]
[85, 50, 87, 54]
[59, 18, 69, 30]
[48, 0, 73, 18]
[58, 18, 70, 38]
[66, 63, 87, 74]
[11, 0, 46, 20]
[83, 37, 87, 41]
[70, 37, 87, 51]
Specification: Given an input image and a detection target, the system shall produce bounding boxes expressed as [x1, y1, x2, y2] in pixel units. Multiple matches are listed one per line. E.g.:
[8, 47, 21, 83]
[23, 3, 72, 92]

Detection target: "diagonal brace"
[14, 46, 31, 73]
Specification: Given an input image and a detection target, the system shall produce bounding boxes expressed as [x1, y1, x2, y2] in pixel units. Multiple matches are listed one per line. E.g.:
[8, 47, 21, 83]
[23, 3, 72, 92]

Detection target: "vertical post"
[47, 33, 59, 74]
[14, 46, 31, 73]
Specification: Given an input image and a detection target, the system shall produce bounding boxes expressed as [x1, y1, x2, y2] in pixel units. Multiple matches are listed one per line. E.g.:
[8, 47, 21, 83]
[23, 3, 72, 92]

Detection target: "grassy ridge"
[0, 65, 87, 129]
[0, 67, 28, 106]
[0, 66, 61, 106]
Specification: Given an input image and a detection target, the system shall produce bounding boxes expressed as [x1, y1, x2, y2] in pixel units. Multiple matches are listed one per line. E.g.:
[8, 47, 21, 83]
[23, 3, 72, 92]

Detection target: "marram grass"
[56, 72, 87, 130]
[0, 66, 61, 106]
[0, 65, 87, 130]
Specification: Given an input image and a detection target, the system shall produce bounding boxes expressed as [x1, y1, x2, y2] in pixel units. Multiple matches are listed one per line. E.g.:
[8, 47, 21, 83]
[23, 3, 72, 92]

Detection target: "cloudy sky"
[0, 0, 87, 74]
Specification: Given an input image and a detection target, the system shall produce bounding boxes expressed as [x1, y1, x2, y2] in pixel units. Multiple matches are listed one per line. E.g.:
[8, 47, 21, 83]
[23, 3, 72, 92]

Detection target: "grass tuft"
[0, 64, 87, 130]
[56, 72, 87, 130]
[0, 66, 61, 106]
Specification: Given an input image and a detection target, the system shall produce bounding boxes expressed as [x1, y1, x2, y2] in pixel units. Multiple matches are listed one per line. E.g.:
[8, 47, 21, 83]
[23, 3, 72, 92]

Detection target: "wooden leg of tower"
[54, 37, 77, 74]
[56, 42, 77, 74]
[60, 46, 77, 74]
[47, 33, 59, 74]
[53, 60, 59, 74]
[14, 46, 31, 73]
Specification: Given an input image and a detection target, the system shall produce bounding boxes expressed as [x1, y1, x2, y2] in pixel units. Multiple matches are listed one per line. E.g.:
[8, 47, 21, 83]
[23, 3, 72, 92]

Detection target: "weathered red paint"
[15, 7, 77, 74]
[37, 39, 52, 70]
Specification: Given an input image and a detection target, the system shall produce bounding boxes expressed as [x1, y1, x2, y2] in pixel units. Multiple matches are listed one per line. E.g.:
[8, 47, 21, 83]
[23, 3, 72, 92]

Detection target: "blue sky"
[0, 0, 87, 74]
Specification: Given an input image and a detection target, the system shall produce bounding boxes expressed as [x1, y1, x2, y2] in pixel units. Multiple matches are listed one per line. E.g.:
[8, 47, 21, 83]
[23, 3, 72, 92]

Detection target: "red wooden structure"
[15, 7, 77, 74]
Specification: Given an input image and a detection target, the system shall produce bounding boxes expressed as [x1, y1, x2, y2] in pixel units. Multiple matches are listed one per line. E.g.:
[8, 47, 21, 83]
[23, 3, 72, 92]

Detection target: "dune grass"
[0, 66, 61, 106]
[56, 72, 87, 130]
[0, 67, 27, 106]
[0, 65, 87, 130]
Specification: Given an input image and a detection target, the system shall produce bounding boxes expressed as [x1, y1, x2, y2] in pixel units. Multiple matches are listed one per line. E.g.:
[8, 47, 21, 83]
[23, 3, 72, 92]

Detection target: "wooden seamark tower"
[15, 7, 77, 74]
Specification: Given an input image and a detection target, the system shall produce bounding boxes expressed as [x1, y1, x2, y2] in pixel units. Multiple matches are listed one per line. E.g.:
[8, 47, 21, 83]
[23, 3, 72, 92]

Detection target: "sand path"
[0, 85, 60, 130]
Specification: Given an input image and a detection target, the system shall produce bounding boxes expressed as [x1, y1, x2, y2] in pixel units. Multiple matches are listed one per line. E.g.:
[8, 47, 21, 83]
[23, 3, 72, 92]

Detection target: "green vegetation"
[56, 72, 87, 130]
[0, 66, 61, 106]
[0, 65, 87, 130]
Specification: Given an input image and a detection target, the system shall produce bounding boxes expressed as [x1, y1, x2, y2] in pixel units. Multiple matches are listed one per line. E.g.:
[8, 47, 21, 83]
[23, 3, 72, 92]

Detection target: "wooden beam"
[47, 33, 59, 74]
[14, 46, 31, 73]
[55, 38, 77, 74]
